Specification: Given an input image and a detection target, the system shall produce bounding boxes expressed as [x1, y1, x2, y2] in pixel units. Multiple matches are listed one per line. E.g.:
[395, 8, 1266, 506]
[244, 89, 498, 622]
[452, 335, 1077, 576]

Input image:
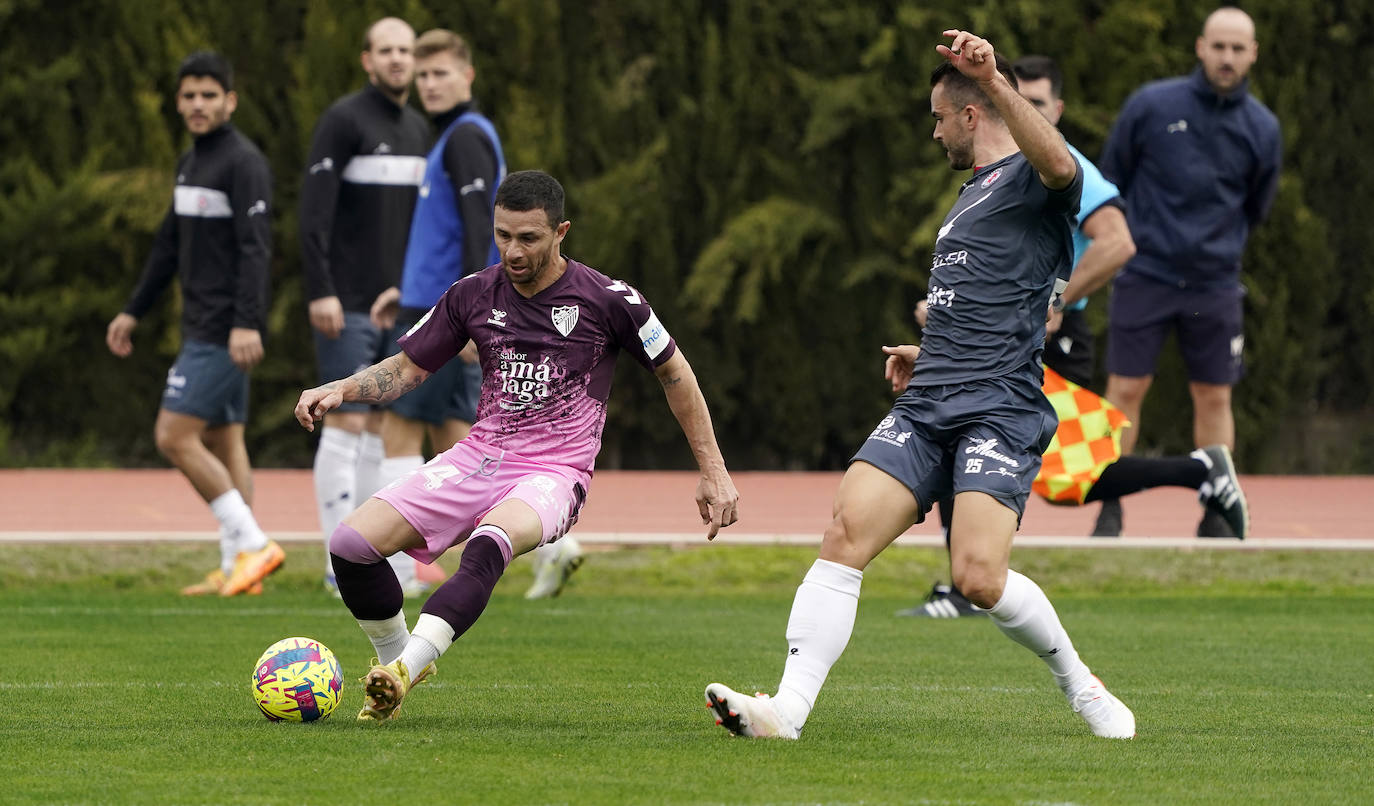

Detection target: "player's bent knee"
[328, 522, 385, 564]
[153, 427, 195, 460]
[950, 561, 1006, 609]
[478, 499, 543, 556]
[817, 513, 880, 569]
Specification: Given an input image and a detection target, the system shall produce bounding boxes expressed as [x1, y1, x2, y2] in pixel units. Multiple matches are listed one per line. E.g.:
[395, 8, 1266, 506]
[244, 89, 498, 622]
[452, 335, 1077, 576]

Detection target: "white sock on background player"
[209, 489, 269, 576]
[354, 430, 386, 501]
[314, 426, 360, 577]
[378, 455, 425, 588]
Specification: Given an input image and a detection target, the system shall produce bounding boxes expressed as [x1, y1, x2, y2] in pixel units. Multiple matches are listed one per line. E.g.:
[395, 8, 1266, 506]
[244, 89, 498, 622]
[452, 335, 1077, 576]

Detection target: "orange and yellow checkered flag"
[1032, 366, 1131, 505]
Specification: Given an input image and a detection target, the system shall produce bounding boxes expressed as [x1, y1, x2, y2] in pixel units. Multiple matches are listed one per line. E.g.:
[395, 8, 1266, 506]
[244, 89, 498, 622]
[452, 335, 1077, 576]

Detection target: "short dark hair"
[1012, 55, 1063, 99]
[415, 29, 471, 64]
[495, 171, 566, 228]
[177, 51, 233, 92]
[929, 55, 1017, 120]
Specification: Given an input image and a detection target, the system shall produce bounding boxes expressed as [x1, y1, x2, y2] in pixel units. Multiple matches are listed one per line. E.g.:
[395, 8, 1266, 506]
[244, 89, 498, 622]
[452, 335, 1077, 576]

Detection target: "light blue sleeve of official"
[1063, 143, 1123, 311]
[1067, 142, 1120, 225]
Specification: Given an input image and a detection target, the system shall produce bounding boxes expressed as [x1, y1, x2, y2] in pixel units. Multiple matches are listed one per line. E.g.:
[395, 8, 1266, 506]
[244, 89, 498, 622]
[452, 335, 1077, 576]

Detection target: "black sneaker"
[1092, 498, 1123, 537]
[1192, 445, 1248, 539]
[896, 583, 986, 618]
[1196, 509, 1236, 538]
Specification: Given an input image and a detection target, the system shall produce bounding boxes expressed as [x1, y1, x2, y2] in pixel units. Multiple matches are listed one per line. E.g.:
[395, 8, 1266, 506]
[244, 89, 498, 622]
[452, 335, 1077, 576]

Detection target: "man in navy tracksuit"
[1096, 7, 1281, 537]
[106, 52, 282, 596]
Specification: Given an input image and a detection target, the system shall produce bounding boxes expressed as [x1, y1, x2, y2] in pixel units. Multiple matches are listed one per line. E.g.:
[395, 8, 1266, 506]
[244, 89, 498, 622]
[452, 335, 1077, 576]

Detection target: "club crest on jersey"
[551, 305, 580, 337]
[980, 168, 1003, 189]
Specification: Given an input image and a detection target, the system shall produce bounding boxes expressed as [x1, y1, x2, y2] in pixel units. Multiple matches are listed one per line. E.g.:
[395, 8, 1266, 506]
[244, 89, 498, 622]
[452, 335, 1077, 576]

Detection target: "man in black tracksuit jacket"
[298, 17, 432, 593]
[106, 51, 282, 597]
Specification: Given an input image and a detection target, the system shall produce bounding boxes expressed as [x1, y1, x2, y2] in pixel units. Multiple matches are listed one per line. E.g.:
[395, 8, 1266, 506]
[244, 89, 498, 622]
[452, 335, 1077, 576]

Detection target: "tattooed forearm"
[374, 367, 395, 393]
[340, 355, 428, 405]
[660, 374, 684, 388]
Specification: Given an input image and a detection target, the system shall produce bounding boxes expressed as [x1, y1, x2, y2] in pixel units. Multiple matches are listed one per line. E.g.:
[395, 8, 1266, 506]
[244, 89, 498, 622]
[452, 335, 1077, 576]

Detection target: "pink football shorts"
[374, 438, 589, 564]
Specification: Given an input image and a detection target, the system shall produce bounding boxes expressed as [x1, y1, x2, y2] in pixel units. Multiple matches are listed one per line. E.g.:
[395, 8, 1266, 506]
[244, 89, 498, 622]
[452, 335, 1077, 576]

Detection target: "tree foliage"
[2, 0, 1369, 471]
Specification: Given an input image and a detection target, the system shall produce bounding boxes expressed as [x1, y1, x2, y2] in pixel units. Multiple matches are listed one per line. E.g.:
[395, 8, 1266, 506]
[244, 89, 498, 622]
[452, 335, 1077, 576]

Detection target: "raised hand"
[936, 29, 999, 83]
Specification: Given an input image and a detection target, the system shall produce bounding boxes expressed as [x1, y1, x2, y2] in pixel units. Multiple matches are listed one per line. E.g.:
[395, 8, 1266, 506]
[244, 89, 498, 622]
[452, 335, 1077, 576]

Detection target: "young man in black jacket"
[107, 51, 281, 597]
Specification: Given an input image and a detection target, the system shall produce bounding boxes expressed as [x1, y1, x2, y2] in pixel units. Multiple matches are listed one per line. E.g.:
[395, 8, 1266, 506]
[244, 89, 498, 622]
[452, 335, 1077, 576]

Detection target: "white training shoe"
[1069, 675, 1136, 739]
[524, 537, 585, 599]
[704, 683, 799, 739]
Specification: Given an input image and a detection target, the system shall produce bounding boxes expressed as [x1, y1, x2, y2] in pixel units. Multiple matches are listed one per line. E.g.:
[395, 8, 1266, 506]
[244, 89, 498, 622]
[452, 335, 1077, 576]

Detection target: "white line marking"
[2, 531, 1369, 550]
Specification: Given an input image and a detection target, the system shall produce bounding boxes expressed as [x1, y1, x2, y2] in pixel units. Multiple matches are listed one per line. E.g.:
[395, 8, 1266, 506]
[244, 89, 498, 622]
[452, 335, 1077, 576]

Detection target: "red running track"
[1, 469, 1370, 544]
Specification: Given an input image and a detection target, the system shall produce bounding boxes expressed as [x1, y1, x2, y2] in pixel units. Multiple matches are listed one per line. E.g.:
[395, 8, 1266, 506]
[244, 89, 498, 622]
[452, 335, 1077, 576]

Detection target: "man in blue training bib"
[367, 28, 507, 594]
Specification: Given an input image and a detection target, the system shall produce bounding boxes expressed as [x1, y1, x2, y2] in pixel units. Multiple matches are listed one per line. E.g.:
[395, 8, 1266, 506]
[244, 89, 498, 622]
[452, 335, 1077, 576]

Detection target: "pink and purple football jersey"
[397, 259, 677, 472]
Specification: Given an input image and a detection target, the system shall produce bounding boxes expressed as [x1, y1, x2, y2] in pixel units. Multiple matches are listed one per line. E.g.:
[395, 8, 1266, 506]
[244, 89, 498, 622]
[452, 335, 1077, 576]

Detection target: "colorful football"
[251, 637, 344, 722]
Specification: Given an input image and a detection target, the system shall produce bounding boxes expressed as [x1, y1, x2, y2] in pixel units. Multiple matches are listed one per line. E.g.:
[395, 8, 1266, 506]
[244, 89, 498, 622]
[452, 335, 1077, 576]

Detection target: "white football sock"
[377, 455, 425, 588]
[314, 427, 360, 577]
[412, 613, 456, 654]
[217, 529, 237, 578]
[773, 559, 864, 730]
[987, 569, 1093, 695]
[354, 430, 386, 501]
[358, 611, 410, 666]
[399, 614, 453, 674]
[209, 489, 268, 573]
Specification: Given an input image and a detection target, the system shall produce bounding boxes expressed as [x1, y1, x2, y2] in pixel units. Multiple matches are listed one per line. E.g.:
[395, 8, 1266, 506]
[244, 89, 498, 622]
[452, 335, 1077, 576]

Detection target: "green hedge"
[2, 0, 1370, 471]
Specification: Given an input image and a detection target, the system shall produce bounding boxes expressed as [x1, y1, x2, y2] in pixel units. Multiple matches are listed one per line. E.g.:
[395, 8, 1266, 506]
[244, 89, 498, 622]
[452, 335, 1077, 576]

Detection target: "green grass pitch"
[2, 543, 1371, 805]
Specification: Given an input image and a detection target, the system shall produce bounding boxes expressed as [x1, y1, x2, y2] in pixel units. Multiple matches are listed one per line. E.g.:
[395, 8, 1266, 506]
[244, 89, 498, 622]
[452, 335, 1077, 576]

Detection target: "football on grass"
[251, 637, 343, 722]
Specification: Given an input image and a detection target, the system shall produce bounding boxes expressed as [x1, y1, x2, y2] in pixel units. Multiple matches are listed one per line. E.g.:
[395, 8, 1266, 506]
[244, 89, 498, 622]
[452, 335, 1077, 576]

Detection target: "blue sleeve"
[1245, 115, 1282, 226]
[1100, 90, 1145, 192]
[1068, 144, 1121, 222]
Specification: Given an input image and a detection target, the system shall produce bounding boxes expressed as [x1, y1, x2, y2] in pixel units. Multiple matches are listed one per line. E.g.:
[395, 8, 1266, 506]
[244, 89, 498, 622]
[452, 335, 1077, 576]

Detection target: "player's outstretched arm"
[295, 352, 432, 431]
[653, 350, 740, 540]
[937, 29, 1077, 189]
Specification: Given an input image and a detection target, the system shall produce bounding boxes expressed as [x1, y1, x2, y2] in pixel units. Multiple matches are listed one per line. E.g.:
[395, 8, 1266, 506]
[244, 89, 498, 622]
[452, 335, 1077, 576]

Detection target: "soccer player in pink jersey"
[294, 170, 740, 721]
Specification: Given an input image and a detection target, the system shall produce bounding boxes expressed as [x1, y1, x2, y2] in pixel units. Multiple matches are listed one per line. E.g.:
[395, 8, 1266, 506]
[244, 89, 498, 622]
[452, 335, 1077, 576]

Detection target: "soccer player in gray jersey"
[294, 170, 740, 721]
[705, 30, 1135, 741]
